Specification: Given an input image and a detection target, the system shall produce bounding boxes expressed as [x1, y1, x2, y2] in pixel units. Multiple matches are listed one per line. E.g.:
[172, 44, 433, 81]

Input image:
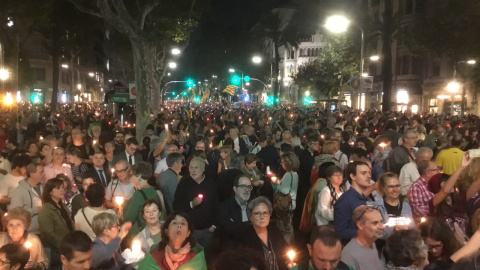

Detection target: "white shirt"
[233, 137, 240, 153]
[154, 158, 168, 174]
[399, 162, 420, 196]
[105, 180, 136, 201]
[0, 157, 11, 175]
[0, 173, 25, 198]
[74, 207, 116, 239]
[316, 186, 343, 226]
[125, 151, 136, 165]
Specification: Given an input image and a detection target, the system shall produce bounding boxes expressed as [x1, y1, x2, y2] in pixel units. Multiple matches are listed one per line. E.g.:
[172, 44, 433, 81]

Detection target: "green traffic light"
[243, 76, 250, 82]
[186, 79, 194, 86]
[172, 92, 176, 95]
[231, 75, 241, 86]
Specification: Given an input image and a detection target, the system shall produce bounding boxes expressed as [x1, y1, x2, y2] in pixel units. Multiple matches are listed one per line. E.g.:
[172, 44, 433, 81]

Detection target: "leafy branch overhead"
[292, 35, 359, 98]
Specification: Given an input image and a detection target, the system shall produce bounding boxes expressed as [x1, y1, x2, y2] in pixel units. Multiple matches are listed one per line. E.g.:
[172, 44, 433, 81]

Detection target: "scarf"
[165, 242, 191, 270]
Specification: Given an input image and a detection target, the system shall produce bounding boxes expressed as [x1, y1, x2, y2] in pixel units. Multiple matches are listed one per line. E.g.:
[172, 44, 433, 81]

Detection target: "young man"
[0, 154, 31, 205]
[0, 244, 30, 270]
[59, 231, 92, 270]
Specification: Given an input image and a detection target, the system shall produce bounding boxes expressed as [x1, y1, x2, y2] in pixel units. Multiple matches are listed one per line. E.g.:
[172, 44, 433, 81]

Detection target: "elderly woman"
[272, 152, 299, 244]
[372, 172, 414, 238]
[386, 229, 429, 270]
[38, 178, 73, 268]
[91, 212, 131, 270]
[138, 212, 207, 270]
[0, 208, 48, 269]
[236, 196, 288, 270]
[74, 183, 116, 240]
[123, 162, 166, 238]
[134, 200, 163, 253]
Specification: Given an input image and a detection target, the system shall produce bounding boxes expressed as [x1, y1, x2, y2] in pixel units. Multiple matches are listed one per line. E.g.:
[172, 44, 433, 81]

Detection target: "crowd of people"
[0, 101, 479, 270]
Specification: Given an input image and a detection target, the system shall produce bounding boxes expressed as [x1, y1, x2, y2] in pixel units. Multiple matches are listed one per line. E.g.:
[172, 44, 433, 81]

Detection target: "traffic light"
[186, 79, 194, 87]
[182, 91, 187, 96]
[243, 75, 250, 82]
[172, 92, 176, 96]
[266, 96, 273, 105]
[231, 74, 241, 86]
[30, 90, 45, 106]
[304, 97, 311, 104]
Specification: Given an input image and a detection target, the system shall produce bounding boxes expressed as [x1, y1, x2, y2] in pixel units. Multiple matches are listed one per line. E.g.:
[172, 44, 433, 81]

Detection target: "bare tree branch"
[96, 0, 137, 40]
[139, 0, 160, 30]
[188, 0, 197, 20]
[67, 0, 103, 18]
[110, 0, 140, 32]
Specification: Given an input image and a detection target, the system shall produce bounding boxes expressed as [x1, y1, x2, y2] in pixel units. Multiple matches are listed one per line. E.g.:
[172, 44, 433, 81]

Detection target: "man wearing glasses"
[113, 137, 143, 166]
[217, 174, 253, 248]
[407, 160, 441, 217]
[385, 130, 419, 174]
[104, 159, 136, 209]
[341, 205, 385, 270]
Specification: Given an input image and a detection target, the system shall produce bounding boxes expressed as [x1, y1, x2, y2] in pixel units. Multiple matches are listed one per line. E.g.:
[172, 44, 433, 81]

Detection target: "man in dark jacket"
[224, 127, 248, 155]
[217, 174, 252, 248]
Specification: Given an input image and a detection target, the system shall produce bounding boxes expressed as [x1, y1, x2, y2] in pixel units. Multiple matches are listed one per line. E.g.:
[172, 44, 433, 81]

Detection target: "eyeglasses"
[252, 211, 270, 217]
[428, 243, 443, 251]
[237, 185, 253, 191]
[0, 259, 10, 266]
[116, 167, 128, 173]
[428, 167, 440, 172]
[110, 223, 120, 229]
[331, 173, 343, 178]
[386, 184, 401, 190]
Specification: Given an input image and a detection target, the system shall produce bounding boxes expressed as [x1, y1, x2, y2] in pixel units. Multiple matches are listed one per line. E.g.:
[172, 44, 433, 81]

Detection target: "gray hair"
[230, 154, 244, 169]
[92, 212, 119, 236]
[131, 161, 153, 179]
[114, 159, 130, 169]
[247, 196, 273, 219]
[26, 162, 42, 178]
[402, 129, 417, 139]
[189, 157, 206, 170]
[415, 147, 433, 159]
[149, 138, 163, 151]
[166, 153, 184, 168]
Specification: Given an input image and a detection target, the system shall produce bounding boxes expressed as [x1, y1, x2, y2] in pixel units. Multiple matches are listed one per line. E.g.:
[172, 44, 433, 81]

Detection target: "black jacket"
[217, 168, 244, 202]
[235, 224, 288, 270]
[86, 161, 112, 187]
[216, 196, 249, 247]
[224, 137, 248, 155]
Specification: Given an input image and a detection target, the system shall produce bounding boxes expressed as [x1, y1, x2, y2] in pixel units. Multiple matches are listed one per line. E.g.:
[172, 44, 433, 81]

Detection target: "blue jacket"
[333, 188, 367, 242]
[372, 198, 415, 239]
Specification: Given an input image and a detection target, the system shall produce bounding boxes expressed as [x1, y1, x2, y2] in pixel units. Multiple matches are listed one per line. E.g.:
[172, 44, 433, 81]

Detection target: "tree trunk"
[382, 0, 393, 112]
[273, 43, 280, 107]
[131, 39, 155, 142]
[69, 58, 75, 105]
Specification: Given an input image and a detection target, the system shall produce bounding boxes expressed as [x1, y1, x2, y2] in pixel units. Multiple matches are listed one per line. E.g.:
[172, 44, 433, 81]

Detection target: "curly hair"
[158, 212, 196, 250]
[386, 229, 426, 267]
[281, 152, 300, 172]
[419, 217, 461, 260]
[457, 157, 480, 190]
[2, 207, 31, 229]
[325, 165, 345, 207]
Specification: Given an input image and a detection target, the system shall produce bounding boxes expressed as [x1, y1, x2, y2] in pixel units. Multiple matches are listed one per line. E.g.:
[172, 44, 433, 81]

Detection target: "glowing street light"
[229, 68, 235, 73]
[252, 56, 262, 64]
[325, 15, 350, 33]
[467, 60, 477, 65]
[168, 62, 177, 69]
[61, 64, 69, 69]
[88, 72, 95, 77]
[171, 48, 181, 55]
[446, 81, 460, 93]
[370, 55, 380, 61]
[4, 92, 13, 105]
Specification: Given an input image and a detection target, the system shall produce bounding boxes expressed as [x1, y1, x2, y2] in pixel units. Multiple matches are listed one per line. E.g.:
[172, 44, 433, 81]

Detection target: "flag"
[223, 85, 238, 96]
[201, 90, 210, 102]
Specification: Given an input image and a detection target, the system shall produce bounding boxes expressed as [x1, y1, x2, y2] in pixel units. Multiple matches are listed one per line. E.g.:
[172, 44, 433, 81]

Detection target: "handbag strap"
[82, 208, 93, 229]
[287, 172, 293, 193]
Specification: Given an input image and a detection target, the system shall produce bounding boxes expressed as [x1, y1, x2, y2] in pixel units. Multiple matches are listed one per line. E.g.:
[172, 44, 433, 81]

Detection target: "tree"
[292, 35, 358, 99]
[69, 0, 205, 141]
[252, 11, 301, 106]
[381, 0, 393, 113]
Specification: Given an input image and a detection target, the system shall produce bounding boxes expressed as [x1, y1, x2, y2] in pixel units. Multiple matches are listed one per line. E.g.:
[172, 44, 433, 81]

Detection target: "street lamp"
[0, 68, 9, 81]
[168, 62, 177, 69]
[171, 48, 181, 55]
[453, 59, 476, 115]
[325, 14, 365, 109]
[370, 55, 380, 61]
[61, 64, 69, 69]
[446, 81, 460, 93]
[252, 56, 262, 64]
[229, 68, 235, 73]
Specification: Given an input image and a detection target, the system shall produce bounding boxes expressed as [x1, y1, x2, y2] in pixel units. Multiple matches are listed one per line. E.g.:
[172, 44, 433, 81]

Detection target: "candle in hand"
[420, 217, 427, 223]
[287, 250, 296, 264]
[93, 139, 97, 145]
[132, 240, 141, 254]
[115, 196, 124, 206]
[271, 177, 278, 183]
[198, 194, 204, 200]
[24, 241, 32, 249]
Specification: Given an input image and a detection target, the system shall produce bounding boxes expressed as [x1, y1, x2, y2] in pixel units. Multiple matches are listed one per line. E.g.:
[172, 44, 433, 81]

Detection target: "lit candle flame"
[93, 140, 97, 145]
[420, 217, 427, 223]
[115, 196, 124, 205]
[132, 240, 141, 254]
[287, 250, 296, 262]
[39, 136, 43, 141]
[271, 176, 277, 183]
[379, 142, 387, 148]
[24, 241, 32, 249]
[198, 194, 204, 200]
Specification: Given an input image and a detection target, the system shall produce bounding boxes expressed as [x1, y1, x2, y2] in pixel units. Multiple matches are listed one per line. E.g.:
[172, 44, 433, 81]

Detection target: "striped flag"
[201, 90, 210, 102]
[223, 85, 238, 96]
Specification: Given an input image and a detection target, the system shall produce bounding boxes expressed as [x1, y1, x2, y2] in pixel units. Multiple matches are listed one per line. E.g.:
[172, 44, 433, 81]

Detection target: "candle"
[115, 196, 124, 206]
[198, 194, 204, 200]
[93, 139, 97, 145]
[210, 129, 214, 134]
[420, 217, 427, 223]
[39, 136, 43, 141]
[164, 124, 169, 131]
[266, 166, 271, 176]
[271, 176, 278, 183]
[132, 240, 141, 254]
[209, 143, 213, 148]
[379, 142, 387, 148]
[24, 241, 32, 249]
[287, 250, 296, 265]
[320, 135, 325, 139]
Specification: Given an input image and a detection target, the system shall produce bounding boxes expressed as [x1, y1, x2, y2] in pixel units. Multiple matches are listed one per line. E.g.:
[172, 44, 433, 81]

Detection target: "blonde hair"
[457, 157, 480, 190]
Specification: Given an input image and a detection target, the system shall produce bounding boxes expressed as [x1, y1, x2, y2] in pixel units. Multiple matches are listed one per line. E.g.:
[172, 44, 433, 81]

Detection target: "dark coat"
[224, 137, 248, 155]
[112, 151, 143, 166]
[216, 196, 249, 248]
[86, 160, 112, 187]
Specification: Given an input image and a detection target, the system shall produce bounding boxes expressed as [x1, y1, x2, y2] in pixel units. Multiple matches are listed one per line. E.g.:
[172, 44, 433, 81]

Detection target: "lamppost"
[0, 68, 9, 93]
[325, 15, 365, 109]
[251, 56, 273, 91]
[451, 59, 476, 115]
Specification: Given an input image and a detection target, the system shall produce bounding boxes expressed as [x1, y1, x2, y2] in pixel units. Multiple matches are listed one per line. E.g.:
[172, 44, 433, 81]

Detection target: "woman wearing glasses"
[315, 165, 346, 226]
[236, 196, 288, 270]
[91, 212, 131, 270]
[372, 172, 414, 238]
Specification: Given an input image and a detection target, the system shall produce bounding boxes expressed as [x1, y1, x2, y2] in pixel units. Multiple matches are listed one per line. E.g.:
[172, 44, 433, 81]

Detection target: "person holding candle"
[38, 178, 73, 268]
[235, 196, 288, 270]
[0, 244, 30, 270]
[272, 152, 299, 244]
[44, 147, 73, 183]
[138, 211, 207, 270]
[90, 212, 132, 270]
[134, 200, 163, 253]
[240, 154, 263, 195]
[173, 157, 218, 257]
[0, 208, 49, 269]
[104, 160, 136, 210]
[74, 183, 116, 240]
[372, 172, 415, 239]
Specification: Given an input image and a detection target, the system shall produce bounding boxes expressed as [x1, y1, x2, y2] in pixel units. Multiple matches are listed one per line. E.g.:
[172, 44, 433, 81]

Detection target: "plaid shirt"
[407, 177, 434, 217]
